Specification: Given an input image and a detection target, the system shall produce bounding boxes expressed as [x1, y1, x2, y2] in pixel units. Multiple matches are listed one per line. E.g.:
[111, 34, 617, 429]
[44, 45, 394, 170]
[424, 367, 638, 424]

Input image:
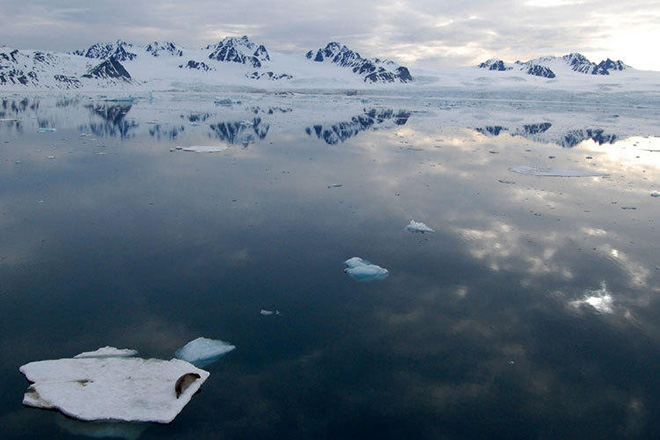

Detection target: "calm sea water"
[1, 93, 659, 439]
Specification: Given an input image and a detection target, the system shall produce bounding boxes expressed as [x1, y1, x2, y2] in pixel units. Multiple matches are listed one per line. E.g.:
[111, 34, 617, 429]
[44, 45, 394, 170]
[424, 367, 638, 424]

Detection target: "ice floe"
[344, 257, 389, 281]
[174, 337, 236, 368]
[260, 309, 281, 316]
[569, 282, 614, 314]
[175, 145, 228, 153]
[510, 165, 607, 177]
[19, 348, 209, 424]
[405, 220, 435, 233]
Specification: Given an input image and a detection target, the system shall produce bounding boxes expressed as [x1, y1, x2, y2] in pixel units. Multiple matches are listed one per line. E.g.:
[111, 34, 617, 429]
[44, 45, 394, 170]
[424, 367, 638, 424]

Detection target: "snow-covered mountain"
[478, 53, 629, 78]
[2, 37, 655, 92]
[306, 42, 413, 83]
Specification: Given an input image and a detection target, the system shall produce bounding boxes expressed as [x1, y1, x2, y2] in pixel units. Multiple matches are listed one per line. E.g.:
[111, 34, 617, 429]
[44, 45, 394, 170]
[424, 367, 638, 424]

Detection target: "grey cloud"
[0, 0, 657, 68]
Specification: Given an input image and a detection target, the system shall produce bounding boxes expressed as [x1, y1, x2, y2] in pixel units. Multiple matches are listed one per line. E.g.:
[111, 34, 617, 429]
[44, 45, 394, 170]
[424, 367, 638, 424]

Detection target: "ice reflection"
[83, 103, 138, 138]
[209, 118, 268, 146]
[305, 108, 410, 145]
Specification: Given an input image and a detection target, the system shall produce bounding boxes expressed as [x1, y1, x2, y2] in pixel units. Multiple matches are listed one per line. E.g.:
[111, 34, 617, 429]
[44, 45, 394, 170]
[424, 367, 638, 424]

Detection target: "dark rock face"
[563, 53, 627, 75]
[524, 64, 556, 78]
[306, 42, 413, 83]
[179, 60, 214, 71]
[592, 58, 627, 75]
[53, 75, 82, 88]
[206, 36, 270, 68]
[74, 40, 137, 62]
[82, 58, 132, 81]
[146, 41, 183, 57]
[246, 71, 292, 80]
[478, 59, 511, 71]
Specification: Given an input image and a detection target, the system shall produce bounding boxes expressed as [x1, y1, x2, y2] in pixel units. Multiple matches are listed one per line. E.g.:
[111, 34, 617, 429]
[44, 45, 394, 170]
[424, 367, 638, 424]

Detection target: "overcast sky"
[1, 0, 658, 71]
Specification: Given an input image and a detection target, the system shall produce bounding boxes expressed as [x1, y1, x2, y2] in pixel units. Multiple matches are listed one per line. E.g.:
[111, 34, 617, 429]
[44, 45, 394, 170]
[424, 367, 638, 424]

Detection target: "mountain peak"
[206, 35, 270, 68]
[306, 42, 412, 84]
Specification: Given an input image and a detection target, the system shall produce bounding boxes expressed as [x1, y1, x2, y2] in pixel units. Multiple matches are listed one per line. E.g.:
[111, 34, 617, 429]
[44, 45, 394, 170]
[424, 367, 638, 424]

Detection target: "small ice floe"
[498, 179, 516, 184]
[344, 257, 389, 281]
[405, 220, 435, 233]
[19, 347, 209, 423]
[174, 145, 228, 153]
[37, 127, 57, 133]
[569, 282, 614, 314]
[175, 337, 236, 368]
[327, 183, 343, 188]
[260, 309, 281, 316]
[510, 165, 607, 177]
[0, 118, 20, 122]
[651, 193, 660, 198]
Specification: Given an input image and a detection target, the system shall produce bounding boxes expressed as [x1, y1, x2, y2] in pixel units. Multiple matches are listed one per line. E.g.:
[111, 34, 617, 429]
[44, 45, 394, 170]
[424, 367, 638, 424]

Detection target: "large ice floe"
[174, 337, 236, 368]
[19, 347, 209, 424]
[510, 165, 607, 177]
[344, 257, 390, 281]
[405, 220, 435, 233]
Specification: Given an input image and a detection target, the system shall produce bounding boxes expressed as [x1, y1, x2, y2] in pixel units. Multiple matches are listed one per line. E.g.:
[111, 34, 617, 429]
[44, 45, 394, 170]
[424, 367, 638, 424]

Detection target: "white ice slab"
[344, 257, 389, 281]
[175, 337, 236, 368]
[176, 145, 228, 153]
[510, 165, 607, 177]
[20, 352, 209, 424]
[74, 346, 138, 359]
[405, 220, 435, 233]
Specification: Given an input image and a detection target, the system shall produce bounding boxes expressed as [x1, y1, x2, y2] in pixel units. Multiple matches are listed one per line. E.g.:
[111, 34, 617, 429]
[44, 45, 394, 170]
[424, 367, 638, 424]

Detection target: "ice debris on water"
[344, 257, 389, 281]
[405, 220, 435, 233]
[510, 165, 607, 177]
[19, 347, 209, 424]
[260, 309, 281, 316]
[175, 337, 236, 368]
[327, 183, 343, 188]
[175, 145, 228, 153]
[37, 127, 57, 133]
[651, 193, 660, 198]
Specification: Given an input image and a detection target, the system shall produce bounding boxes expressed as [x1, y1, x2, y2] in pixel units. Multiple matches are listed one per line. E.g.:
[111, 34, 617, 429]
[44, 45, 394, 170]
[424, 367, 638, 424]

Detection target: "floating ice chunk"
[327, 183, 343, 188]
[510, 165, 607, 177]
[19, 351, 209, 424]
[405, 220, 435, 233]
[175, 337, 236, 368]
[651, 192, 660, 198]
[569, 282, 614, 314]
[344, 257, 389, 281]
[176, 145, 228, 153]
[260, 309, 281, 316]
[37, 127, 57, 133]
[74, 346, 138, 359]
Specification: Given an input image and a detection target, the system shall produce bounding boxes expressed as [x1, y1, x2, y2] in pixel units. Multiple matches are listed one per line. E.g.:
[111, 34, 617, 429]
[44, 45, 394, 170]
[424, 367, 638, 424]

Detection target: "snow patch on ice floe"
[510, 165, 607, 177]
[74, 346, 138, 358]
[175, 337, 236, 368]
[20, 352, 209, 423]
[344, 257, 389, 281]
[405, 220, 435, 233]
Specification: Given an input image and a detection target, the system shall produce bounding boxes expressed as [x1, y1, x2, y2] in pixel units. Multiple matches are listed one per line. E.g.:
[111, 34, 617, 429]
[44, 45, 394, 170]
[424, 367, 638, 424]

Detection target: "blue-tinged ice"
[175, 337, 236, 368]
[344, 257, 389, 281]
[405, 220, 435, 233]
